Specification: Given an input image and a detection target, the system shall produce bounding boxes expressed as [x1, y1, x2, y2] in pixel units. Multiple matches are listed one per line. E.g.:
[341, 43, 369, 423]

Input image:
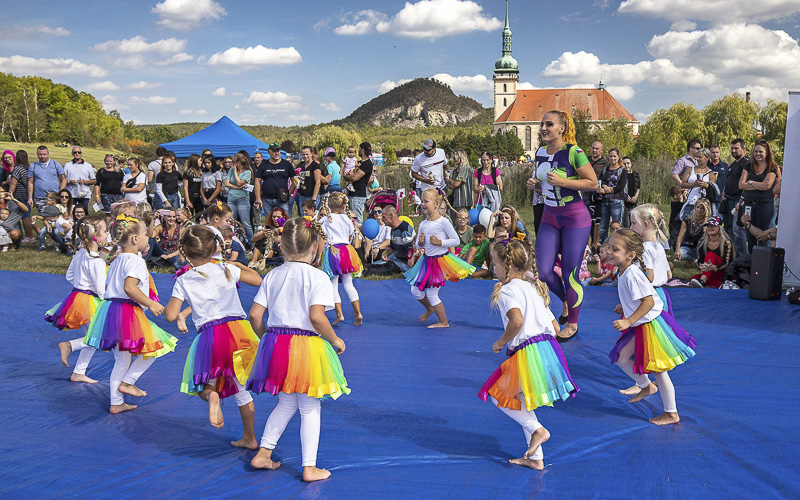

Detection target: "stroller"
[366, 189, 400, 214]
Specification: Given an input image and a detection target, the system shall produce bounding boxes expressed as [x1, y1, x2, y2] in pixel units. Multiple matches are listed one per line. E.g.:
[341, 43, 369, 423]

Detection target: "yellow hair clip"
[115, 214, 139, 223]
[215, 200, 224, 209]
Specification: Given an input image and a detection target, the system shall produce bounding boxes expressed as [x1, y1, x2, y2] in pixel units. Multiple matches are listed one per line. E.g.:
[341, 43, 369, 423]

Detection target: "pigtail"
[213, 233, 232, 281]
[322, 193, 333, 222]
[634, 254, 647, 275]
[489, 281, 504, 310]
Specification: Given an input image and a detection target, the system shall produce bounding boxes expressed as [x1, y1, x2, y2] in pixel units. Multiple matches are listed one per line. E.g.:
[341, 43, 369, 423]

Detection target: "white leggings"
[260, 392, 321, 467]
[208, 378, 253, 407]
[68, 337, 96, 376]
[410, 285, 441, 306]
[616, 338, 677, 413]
[110, 346, 155, 406]
[491, 396, 544, 461]
[331, 274, 359, 304]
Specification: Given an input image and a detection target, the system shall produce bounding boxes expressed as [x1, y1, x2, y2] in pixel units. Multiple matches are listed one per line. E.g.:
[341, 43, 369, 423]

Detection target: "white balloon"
[479, 208, 493, 227]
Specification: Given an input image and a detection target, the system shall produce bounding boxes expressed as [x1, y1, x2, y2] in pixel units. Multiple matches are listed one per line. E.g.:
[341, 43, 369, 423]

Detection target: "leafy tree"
[594, 118, 634, 157]
[632, 102, 704, 160]
[280, 139, 296, 153]
[383, 144, 397, 166]
[702, 94, 758, 148]
[312, 125, 361, 159]
[758, 99, 788, 150]
[572, 108, 598, 152]
[143, 125, 178, 145]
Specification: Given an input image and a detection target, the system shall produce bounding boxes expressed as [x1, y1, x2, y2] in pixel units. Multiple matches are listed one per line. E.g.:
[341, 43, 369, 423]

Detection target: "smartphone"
[743, 206, 752, 217]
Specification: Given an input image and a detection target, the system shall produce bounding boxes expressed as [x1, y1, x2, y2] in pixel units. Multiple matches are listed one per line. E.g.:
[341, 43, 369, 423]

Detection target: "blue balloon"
[362, 218, 380, 239]
[468, 208, 480, 225]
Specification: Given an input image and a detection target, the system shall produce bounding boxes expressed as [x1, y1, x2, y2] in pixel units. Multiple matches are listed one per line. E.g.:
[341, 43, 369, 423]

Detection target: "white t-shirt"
[371, 224, 391, 248]
[105, 252, 150, 301]
[64, 161, 95, 199]
[206, 225, 224, 260]
[617, 265, 663, 326]
[643, 241, 669, 287]
[411, 149, 448, 192]
[415, 216, 459, 256]
[202, 171, 223, 190]
[54, 216, 71, 239]
[147, 159, 161, 192]
[320, 213, 354, 245]
[498, 278, 557, 349]
[171, 262, 245, 329]
[253, 262, 334, 331]
[123, 171, 147, 204]
[65, 248, 107, 298]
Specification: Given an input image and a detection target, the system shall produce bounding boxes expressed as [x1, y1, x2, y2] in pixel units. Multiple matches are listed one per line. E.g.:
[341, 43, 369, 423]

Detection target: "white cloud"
[232, 91, 243, 96]
[126, 81, 163, 90]
[180, 109, 208, 116]
[593, 0, 610, 8]
[0, 55, 108, 78]
[634, 111, 653, 122]
[287, 113, 315, 123]
[86, 81, 121, 91]
[431, 73, 492, 93]
[92, 36, 192, 69]
[334, 0, 502, 40]
[152, 0, 226, 29]
[16, 25, 71, 37]
[736, 86, 789, 102]
[211, 86, 226, 96]
[605, 85, 636, 101]
[669, 20, 697, 31]
[128, 96, 178, 105]
[320, 102, 341, 112]
[100, 94, 130, 111]
[517, 81, 536, 90]
[242, 91, 302, 112]
[378, 79, 412, 94]
[206, 45, 302, 70]
[618, 0, 800, 22]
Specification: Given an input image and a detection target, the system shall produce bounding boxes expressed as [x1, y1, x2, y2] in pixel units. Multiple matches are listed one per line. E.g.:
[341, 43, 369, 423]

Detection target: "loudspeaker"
[749, 246, 784, 300]
[788, 288, 800, 305]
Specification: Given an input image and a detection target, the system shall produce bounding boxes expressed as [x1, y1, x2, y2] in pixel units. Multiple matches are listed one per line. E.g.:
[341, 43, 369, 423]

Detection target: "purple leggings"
[535, 203, 591, 324]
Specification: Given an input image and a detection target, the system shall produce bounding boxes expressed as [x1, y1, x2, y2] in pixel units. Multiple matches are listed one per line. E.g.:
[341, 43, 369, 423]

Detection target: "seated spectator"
[487, 205, 529, 242]
[250, 207, 287, 266]
[675, 198, 711, 267]
[454, 208, 473, 254]
[56, 189, 74, 218]
[556, 245, 592, 282]
[0, 189, 29, 250]
[603, 220, 622, 243]
[690, 215, 736, 288]
[0, 207, 11, 251]
[149, 208, 184, 270]
[582, 243, 617, 286]
[741, 212, 778, 249]
[364, 206, 391, 263]
[221, 226, 249, 266]
[301, 199, 317, 218]
[462, 224, 491, 278]
[176, 207, 192, 225]
[36, 205, 71, 254]
[380, 204, 415, 272]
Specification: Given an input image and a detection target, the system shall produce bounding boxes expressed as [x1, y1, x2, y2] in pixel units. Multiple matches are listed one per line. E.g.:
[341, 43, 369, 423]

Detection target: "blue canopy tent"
[158, 115, 282, 159]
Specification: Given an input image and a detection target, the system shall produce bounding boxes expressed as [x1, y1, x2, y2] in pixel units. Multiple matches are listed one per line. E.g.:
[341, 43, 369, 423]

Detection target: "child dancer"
[606, 229, 696, 425]
[478, 239, 578, 470]
[404, 188, 475, 328]
[319, 192, 363, 326]
[48, 216, 108, 383]
[84, 215, 178, 414]
[165, 225, 262, 446]
[247, 218, 349, 482]
[199, 200, 233, 260]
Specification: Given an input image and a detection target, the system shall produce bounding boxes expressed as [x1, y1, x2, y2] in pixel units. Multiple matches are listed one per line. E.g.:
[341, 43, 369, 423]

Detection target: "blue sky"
[2, 0, 800, 125]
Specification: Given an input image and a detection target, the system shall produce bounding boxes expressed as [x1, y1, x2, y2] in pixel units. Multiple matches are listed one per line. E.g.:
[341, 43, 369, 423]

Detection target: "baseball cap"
[422, 139, 435, 151]
[267, 143, 281, 151]
[324, 147, 336, 157]
[40, 205, 61, 217]
[705, 215, 722, 227]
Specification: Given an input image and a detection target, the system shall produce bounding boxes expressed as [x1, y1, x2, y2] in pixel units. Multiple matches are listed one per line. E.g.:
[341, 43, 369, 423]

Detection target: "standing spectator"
[7, 150, 36, 241]
[445, 148, 474, 214]
[154, 156, 182, 210]
[94, 154, 125, 222]
[738, 140, 780, 253]
[121, 158, 147, 206]
[674, 198, 711, 267]
[721, 138, 749, 257]
[596, 147, 628, 243]
[379, 204, 415, 272]
[708, 144, 729, 191]
[219, 156, 233, 202]
[323, 148, 342, 194]
[183, 154, 204, 215]
[342, 142, 373, 224]
[679, 147, 717, 219]
[296, 146, 322, 209]
[225, 152, 254, 242]
[585, 141, 609, 249]
[473, 151, 503, 212]
[252, 151, 264, 170]
[63, 145, 96, 212]
[200, 155, 222, 207]
[622, 156, 640, 228]
[254, 143, 295, 217]
[671, 139, 701, 186]
[147, 146, 167, 209]
[411, 138, 448, 194]
[27, 145, 66, 214]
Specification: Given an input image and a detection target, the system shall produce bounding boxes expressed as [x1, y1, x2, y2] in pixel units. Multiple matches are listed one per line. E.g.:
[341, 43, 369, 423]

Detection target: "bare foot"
[109, 403, 137, 414]
[619, 384, 640, 395]
[332, 316, 345, 326]
[208, 392, 224, 428]
[509, 457, 544, 470]
[427, 322, 449, 328]
[118, 382, 147, 398]
[419, 309, 434, 322]
[525, 427, 550, 458]
[70, 373, 98, 384]
[303, 466, 331, 482]
[629, 382, 658, 403]
[649, 412, 680, 425]
[251, 449, 281, 470]
[58, 342, 71, 367]
[353, 315, 363, 326]
[231, 437, 258, 449]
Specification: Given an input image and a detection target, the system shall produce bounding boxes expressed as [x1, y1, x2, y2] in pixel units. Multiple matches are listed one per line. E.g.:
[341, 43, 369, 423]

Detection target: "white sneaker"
[690, 278, 704, 288]
[2, 247, 7, 252]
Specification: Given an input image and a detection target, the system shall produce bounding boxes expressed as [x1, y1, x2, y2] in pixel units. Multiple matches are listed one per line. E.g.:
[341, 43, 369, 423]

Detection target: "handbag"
[277, 187, 289, 203]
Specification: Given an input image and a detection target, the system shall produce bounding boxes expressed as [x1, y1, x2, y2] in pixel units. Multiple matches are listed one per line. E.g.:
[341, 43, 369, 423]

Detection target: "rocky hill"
[336, 78, 491, 128]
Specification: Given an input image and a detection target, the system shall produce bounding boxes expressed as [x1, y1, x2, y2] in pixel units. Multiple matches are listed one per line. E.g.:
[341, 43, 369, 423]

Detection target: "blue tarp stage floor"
[2, 270, 799, 498]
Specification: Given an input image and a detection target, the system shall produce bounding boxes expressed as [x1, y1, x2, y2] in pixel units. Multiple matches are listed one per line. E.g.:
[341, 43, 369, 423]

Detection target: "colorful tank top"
[534, 144, 590, 207]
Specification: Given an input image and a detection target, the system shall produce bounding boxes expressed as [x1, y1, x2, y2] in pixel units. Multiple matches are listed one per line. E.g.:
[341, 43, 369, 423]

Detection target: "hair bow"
[115, 214, 139, 224]
[215, 200, 224, 209]
[306, 220, 312, 228]
[174, 264, 192, 279]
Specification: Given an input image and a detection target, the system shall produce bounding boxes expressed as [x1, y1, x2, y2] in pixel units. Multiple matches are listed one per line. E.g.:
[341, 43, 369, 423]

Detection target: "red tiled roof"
[495, 88, 637, 123]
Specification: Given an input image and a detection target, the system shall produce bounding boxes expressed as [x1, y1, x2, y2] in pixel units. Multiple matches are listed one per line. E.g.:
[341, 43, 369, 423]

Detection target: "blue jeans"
[387, 252, 410, 272]
[74, 198, 90, 212]
[151, 193, 164, 210]
[163, 192, 180, 210]
[349, 196, 366, 225]
[39, 228, 66, 252]
[678, 246, 697, 261]
[261, 198, 290, 221]
[228, 197, 253, 241]
[160, 255, 185, 270]
[599, 198, 624, 242]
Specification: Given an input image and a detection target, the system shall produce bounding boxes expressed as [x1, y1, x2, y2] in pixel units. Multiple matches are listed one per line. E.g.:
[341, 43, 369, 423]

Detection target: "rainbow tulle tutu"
[181, 317, 260, 399]
[655, 287, 674, 318]
[479, 334, 579, 411]
[84, 298, 177, 359]
[609, 311, 696, 374]
[44, 288, 101, 331]
[246, 327, 350, 400]
[148, 273, 159, 302]
[321, 244, 362, 278]
[404, 253, 475, 290]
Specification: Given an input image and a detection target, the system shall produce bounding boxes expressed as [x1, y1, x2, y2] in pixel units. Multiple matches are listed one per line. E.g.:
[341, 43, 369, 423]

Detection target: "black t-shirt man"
[255, 159, 295, 199]
[352, 159, 373, 198]
[724, 156, 749, 198]
[156, 170, 182, 195]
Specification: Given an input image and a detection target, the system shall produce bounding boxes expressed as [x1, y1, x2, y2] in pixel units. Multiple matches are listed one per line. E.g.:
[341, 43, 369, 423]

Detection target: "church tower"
[493, 0, 519, 121]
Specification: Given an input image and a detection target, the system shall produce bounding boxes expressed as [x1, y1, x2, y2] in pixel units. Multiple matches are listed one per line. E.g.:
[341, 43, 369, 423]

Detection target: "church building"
[492, 0, 639, 156]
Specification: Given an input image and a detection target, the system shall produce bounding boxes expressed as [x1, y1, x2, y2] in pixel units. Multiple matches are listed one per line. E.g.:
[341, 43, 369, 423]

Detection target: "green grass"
[0, 141, 121, 168]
